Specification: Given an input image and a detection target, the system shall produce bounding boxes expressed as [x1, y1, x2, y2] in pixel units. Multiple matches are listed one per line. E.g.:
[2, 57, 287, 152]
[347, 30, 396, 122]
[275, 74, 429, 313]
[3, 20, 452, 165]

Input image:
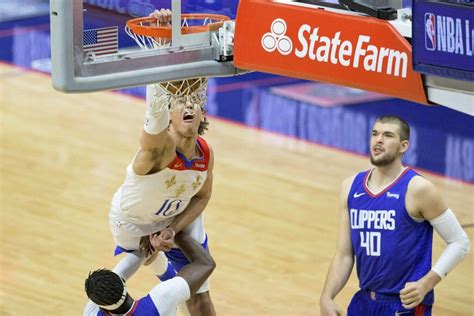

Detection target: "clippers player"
[320, 116, 470, 316]
[84, 232, 215, 316]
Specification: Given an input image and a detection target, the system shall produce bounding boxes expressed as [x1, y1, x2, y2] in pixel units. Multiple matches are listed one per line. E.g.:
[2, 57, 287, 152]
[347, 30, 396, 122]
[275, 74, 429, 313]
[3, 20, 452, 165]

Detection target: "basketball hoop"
[125, 13, 231, 50]
[126, 13, 230, 111]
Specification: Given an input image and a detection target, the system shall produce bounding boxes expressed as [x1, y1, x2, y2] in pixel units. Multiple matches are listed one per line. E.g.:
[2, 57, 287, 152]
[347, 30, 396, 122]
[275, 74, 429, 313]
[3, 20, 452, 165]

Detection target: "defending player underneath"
[84, 232, 216, 315]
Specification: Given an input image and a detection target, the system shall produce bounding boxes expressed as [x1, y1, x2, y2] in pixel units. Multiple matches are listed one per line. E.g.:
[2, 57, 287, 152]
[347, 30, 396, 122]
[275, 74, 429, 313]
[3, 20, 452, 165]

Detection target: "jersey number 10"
[155, 199, 183, 217]
[360, 231, 381, 256]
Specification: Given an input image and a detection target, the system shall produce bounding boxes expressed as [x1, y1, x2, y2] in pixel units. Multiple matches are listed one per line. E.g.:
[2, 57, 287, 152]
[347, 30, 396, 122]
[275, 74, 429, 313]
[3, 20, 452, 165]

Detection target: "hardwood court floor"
[0, 63, 473, 315]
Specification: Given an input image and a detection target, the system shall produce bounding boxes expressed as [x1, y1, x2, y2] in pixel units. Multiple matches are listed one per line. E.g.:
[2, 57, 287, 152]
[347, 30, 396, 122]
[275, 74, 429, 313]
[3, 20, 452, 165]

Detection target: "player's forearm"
[139, 84, 170, 152]
[321, 253, 354, 300]
[169, 195, 210, 233]
[430, 209, 470, 278]
[175, 232, 216, 295]
[418, 270, 441, 293]
[175, 232, 215, 266]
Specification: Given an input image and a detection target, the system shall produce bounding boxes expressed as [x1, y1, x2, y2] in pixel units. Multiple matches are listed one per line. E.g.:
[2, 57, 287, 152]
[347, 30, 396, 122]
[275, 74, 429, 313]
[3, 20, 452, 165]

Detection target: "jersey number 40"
[360, 231, 381, 256]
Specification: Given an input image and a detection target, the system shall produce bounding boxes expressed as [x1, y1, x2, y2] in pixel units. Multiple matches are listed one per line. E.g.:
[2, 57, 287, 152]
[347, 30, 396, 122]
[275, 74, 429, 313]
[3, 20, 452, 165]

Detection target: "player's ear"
[400, 140, 409, 154]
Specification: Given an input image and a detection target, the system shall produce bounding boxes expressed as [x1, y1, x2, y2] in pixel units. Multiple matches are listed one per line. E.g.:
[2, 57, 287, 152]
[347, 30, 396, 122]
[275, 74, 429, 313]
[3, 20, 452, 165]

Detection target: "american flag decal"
[83, 26, 118, 56]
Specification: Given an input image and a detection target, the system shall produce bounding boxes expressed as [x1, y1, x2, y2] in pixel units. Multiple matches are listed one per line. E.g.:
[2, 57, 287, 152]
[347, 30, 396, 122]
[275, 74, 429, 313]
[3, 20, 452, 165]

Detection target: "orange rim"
[126, 13, 230, 39]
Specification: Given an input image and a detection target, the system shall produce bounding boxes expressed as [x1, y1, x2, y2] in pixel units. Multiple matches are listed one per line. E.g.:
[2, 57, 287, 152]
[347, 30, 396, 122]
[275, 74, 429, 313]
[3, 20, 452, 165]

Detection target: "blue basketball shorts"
[165, 234, 209, 272]
[348, 290, 432, 316]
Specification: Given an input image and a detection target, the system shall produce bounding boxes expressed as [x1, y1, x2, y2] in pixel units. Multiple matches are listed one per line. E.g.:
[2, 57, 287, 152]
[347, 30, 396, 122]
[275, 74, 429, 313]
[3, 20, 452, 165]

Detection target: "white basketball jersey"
[115, 137, 210, 226]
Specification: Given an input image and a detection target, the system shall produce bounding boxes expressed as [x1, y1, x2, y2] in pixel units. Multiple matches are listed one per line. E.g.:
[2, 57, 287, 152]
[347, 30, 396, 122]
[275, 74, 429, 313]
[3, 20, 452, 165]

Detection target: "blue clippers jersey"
[348, 168, 434, 305]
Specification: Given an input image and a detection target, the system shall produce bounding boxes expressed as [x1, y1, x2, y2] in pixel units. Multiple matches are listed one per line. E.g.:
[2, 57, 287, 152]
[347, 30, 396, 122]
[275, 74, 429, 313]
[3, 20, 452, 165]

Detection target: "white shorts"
[109, 200, 207, 250]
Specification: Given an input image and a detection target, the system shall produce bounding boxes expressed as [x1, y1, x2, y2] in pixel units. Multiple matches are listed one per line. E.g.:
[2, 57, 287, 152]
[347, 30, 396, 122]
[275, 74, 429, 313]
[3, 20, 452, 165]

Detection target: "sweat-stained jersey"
[348, 167, 434, 305]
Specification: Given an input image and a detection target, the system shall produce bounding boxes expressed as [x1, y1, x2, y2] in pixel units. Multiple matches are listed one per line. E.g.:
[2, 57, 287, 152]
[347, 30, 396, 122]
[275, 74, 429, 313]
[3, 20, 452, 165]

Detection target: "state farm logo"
[260, 19, 408, 78]
[261, 18, 293, 55]
[425, 13, 436, 51]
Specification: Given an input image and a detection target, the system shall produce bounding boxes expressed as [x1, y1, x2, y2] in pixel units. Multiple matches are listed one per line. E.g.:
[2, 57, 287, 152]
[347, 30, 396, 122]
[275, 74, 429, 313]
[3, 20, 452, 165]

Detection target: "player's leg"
[186, 291, 216, 316]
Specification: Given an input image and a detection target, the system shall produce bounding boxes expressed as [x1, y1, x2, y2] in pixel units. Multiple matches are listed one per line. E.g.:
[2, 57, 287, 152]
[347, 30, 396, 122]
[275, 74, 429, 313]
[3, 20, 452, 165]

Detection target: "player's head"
[370, 115, 410, 167]
[158, 77, 209, 137]
[85, 269, 130, 312]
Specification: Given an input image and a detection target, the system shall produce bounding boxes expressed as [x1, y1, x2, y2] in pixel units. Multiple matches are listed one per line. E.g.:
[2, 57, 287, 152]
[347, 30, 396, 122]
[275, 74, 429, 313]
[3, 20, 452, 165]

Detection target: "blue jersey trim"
[175, 139, 205, 168]
[114, 245, 134, 256]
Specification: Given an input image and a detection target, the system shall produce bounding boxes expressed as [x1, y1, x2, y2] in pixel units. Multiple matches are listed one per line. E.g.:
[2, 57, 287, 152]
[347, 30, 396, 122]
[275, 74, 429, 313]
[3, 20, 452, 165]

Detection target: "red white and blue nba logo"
[424, 13, 436, 51]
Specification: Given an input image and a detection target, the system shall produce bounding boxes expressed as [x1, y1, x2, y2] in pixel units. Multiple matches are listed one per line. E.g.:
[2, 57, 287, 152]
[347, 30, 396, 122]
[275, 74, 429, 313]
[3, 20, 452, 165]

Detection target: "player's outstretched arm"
[133, 83, 175, 176]
[137, 8, 173, 173]
[320, 176, 356, 316]
[401, 176, 470, 309]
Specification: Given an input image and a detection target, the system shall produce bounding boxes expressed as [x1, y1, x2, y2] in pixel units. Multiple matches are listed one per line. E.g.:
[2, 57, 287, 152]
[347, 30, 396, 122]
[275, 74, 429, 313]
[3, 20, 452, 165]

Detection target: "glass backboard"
[50, 0, 244, 92]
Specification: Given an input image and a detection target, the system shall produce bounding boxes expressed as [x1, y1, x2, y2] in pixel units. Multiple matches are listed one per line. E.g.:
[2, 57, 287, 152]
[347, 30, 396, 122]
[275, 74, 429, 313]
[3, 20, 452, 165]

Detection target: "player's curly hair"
[198, 108, 209, 136]
[85, 269, 124, 306]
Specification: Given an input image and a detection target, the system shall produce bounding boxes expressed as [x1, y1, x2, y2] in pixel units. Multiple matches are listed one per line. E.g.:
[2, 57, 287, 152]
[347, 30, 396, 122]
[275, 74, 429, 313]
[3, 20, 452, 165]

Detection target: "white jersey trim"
[364, 166, 408, 196]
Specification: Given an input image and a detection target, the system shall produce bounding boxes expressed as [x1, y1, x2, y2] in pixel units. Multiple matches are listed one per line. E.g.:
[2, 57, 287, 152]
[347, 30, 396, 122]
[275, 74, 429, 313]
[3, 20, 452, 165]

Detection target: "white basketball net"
[151, 78, 208, 113]
[124, 26, 169, 51]
[125, 18, 214, 112]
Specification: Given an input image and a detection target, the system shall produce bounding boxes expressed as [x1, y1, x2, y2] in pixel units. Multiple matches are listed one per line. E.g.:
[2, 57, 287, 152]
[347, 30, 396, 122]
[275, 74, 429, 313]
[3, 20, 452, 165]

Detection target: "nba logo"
[425, 13, 436, 51]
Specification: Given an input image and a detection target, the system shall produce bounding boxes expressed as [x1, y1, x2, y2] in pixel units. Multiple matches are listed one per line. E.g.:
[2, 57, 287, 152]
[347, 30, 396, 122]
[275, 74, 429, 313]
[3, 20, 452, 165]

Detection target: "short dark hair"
[85, 269, 124, 306]
[375, 115, 410, 141]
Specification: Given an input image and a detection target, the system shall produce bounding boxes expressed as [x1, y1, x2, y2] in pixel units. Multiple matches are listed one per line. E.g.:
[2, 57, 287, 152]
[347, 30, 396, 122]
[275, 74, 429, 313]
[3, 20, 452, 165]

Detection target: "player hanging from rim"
[108, 10, 216, 315]
[109, 77, 215, 315]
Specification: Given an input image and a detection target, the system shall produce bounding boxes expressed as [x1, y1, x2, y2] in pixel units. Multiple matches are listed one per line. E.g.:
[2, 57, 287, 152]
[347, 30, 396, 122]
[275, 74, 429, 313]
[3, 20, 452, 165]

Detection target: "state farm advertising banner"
[234, 0, 429, 104]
